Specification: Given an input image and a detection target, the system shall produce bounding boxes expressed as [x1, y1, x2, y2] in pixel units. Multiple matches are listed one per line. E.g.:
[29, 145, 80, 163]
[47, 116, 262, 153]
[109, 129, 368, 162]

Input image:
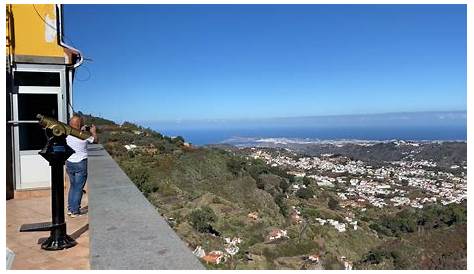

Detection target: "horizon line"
[134, 109, 467, 124]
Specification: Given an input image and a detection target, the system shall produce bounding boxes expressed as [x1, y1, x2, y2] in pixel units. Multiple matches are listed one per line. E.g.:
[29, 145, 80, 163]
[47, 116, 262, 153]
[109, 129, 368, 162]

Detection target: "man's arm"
[90, 125, 99, 144]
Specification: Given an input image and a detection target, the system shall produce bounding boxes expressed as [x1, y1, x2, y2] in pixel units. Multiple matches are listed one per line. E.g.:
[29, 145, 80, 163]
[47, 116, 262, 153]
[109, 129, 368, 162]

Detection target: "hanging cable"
[75, 65, 92, 82]
[32, 4, 75, 47]
[32, 4, 85, 68]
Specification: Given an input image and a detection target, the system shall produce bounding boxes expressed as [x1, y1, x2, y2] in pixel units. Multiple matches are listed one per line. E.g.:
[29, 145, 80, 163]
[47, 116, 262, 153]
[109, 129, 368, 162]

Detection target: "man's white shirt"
[66, 135, 95, 163]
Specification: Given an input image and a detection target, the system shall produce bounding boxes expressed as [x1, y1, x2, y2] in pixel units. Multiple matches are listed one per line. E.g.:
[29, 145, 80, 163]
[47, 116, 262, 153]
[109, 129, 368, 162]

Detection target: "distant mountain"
[241, 140, 467, 169]
[141, 110, 467, 130]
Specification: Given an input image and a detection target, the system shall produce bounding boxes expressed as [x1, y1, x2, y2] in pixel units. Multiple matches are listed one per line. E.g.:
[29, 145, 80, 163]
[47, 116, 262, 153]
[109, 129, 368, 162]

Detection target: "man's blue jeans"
[66, 159, 88, 214]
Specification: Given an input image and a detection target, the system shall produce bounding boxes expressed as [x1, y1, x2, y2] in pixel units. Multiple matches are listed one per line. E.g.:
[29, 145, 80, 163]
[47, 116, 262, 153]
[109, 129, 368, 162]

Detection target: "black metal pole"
[40, 135, 76, 250]
[51, 161, 64, 227]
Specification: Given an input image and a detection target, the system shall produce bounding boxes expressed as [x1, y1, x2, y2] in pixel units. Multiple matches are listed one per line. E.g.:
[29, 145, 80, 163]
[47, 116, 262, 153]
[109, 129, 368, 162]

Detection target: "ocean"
[153, 125, 467, 146]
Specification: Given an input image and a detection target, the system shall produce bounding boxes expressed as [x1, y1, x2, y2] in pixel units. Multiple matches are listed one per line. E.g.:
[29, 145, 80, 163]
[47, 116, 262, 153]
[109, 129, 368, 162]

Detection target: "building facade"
[6, 4, 83, 198]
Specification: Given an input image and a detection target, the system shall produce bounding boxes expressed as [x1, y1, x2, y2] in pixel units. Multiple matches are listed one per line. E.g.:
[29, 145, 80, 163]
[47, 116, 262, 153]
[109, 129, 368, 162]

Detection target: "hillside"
[81, 113, 466, 270]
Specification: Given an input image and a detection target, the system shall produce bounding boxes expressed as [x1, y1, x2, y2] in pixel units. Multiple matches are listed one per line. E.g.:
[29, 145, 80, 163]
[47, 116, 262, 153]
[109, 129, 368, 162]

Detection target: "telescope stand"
[20, 132, 77, 250]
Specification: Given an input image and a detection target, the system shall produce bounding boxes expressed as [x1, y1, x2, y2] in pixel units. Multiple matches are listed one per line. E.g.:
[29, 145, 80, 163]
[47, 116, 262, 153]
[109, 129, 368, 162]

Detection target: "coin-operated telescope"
[20, 115, 91, 250]
[37, 114, 91, 139]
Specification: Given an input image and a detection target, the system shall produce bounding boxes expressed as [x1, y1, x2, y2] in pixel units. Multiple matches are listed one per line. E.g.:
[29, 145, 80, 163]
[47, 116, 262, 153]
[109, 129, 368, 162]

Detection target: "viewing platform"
[6, 187, 90, 269]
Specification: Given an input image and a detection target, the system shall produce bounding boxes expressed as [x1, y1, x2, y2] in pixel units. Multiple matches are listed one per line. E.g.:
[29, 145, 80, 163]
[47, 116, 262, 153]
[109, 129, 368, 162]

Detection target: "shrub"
[122, 163, 152, 192]
[268, 166, 293, 180]
[362, 250, 386, 265]
[121, 121, 141, 131]
[296, 188, 314, 199]
[246, 159, 269, 175]
[276, 240, 320, 257]
[159, 182, 177, 196]
[140, 181, 159, 195]
[104, 143, 127, 157]
[324, 254, 344, 270]
[262, 247, 278, 261]
[301, 207, 320, 218]
[390, 250, 410, 269]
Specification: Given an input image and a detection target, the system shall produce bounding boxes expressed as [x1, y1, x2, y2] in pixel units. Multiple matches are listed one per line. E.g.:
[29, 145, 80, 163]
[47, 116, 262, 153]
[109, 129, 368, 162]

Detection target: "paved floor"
[6, 186, 90, 270]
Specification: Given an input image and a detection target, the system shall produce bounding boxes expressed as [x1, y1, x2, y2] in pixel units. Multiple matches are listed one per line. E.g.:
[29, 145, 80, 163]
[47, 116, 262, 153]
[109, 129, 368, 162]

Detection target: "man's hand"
[90, 125, 98, 143]
[90, 124, 97, 135]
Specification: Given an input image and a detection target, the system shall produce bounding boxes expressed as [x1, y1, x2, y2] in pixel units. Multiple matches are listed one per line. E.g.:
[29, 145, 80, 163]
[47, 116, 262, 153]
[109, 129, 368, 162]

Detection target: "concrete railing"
[87, 144, 204, 270]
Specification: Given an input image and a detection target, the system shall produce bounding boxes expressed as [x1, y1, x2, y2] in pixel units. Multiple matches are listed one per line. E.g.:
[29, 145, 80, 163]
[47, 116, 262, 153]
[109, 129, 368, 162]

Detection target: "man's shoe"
[69, 212, 83, 218]
[67, 211, 72, 216]
[69, 209, 87, 218]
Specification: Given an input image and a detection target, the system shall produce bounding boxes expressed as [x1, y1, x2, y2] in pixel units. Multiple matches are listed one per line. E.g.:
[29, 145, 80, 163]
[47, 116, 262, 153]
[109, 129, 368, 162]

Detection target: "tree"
[188, 206, 218, 233]
[256, 177, 265, 190]
[328, 197, 339, 210]
[122, 121, 141, 131]
[173, 136, 185, 144]
[363, 250, 386, 265]
[227, 157, 245, 176]
[302, 176, 312, 186]
[274, 193, 288, 216]
[279, 179, 290, 193]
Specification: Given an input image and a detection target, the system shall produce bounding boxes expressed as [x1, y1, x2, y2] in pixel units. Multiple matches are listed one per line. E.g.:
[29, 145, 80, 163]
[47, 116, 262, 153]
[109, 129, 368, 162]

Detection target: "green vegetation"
[85, 113, 466, 270]
[369, 202, 467, 237]
[357, 224, 467, 270]
[357, 203, 467, 269]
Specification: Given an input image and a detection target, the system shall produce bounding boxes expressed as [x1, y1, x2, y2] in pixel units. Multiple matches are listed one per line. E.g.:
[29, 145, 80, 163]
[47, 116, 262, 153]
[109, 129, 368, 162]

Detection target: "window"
[18, 94, 58, 150]
[18, 94, 58, 120]
[19, 124, 49, 151]
[14, 71, 60, 87]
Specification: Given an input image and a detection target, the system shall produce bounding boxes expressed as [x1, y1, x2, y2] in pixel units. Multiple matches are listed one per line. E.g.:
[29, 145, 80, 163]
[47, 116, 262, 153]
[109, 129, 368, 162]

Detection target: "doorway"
[10, 64, 67, 189]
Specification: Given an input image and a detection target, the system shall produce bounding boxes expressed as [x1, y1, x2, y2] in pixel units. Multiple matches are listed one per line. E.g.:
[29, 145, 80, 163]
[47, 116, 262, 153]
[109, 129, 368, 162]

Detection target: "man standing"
[66, 115, 98, 217]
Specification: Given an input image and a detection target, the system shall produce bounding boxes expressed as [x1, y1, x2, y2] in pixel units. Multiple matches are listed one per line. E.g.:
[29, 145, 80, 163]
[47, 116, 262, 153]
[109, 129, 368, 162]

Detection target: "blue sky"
[64, 4, 466, 123]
